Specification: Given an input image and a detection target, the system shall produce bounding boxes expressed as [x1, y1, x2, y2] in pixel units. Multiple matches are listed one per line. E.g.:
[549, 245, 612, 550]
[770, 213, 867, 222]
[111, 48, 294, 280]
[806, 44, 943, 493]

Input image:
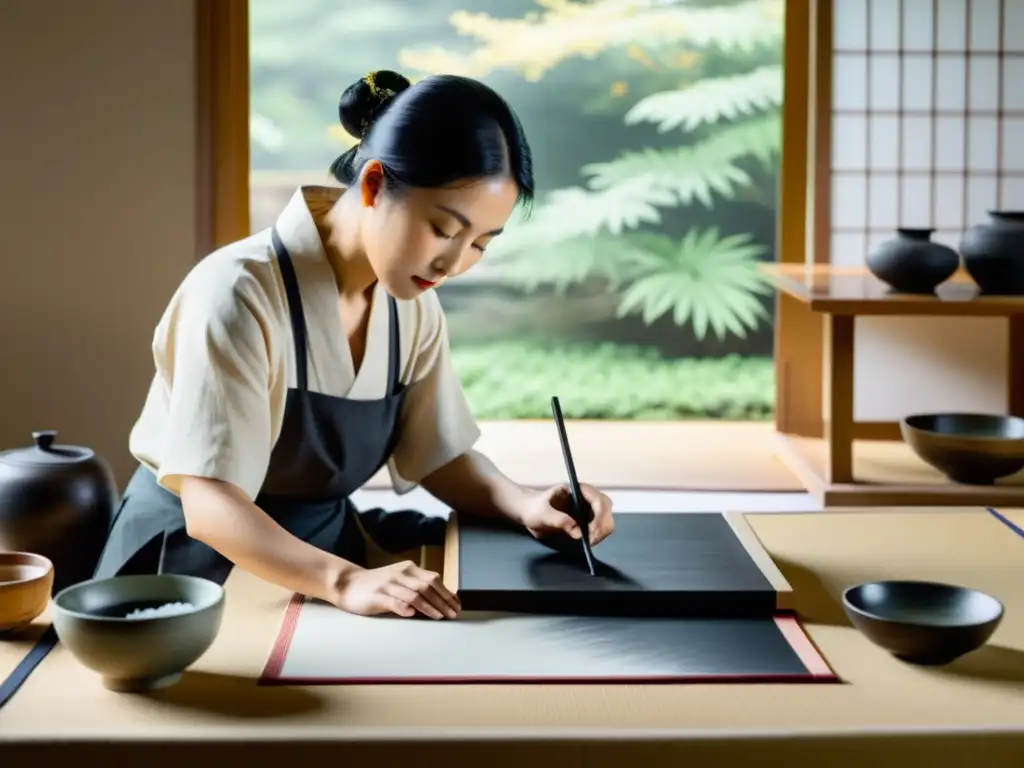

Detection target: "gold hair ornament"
[359, 71, 398, 136]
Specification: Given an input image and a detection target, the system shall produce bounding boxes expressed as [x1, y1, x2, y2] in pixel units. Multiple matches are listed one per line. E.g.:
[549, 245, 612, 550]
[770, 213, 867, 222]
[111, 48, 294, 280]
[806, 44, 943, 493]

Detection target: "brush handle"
[550, 396, 597, 576]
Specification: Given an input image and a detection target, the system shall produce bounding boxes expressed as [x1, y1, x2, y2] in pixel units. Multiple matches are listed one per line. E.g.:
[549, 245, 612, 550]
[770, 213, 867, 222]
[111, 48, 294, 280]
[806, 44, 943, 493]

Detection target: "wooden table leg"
[822, 314, 855, 484]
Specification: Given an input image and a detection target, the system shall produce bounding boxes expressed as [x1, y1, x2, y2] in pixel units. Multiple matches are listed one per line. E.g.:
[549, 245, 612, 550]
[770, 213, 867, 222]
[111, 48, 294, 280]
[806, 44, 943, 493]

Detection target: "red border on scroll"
[259, 595, 839, 686]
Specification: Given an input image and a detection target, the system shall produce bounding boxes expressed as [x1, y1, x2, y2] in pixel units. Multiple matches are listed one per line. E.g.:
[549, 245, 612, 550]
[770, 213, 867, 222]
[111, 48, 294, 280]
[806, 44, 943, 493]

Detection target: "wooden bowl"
[843, 580, 1004, 665]
[52, 573, 225, 692]
[900, 412, 1024, 485]
[0, 552, 54, 633]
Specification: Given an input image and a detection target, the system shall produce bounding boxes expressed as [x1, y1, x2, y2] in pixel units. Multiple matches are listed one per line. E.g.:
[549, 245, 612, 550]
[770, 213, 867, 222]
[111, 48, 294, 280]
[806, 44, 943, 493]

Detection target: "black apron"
[93, 228, 446, 585]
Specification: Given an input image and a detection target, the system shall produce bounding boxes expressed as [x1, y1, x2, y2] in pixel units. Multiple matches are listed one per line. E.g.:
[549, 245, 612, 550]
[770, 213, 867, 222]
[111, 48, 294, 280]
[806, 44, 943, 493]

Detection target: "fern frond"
[625, 65, 782, 132]
[583, 145, 751, 208]
[493, 233, 654, 292]
[703, 110, 782, 170]
[487, 181, 680, 253]
[582, 117, 780, 210]
[613, 228, 772, 340]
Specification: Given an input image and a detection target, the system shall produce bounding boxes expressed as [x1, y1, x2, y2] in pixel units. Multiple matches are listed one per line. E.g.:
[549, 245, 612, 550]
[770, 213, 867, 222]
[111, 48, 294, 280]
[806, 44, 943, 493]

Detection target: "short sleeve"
[152, 269, 275, 501]
[387, 297, 481, 493]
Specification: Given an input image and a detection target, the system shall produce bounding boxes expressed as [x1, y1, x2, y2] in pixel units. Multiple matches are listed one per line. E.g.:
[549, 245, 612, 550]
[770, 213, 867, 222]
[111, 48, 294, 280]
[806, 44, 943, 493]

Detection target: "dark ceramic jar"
[0, 431, 117, 593]
[866, 228, 960, 294]
[959, 211, 1024, 295]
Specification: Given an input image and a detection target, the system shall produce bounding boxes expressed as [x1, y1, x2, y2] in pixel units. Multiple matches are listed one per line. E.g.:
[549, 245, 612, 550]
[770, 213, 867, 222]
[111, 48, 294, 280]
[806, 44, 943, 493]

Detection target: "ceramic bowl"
[843, 580, 1004, 665]
[0, 552, 54, 633]
[52, 573, 225, 692]
[900, 412, 1024, 485]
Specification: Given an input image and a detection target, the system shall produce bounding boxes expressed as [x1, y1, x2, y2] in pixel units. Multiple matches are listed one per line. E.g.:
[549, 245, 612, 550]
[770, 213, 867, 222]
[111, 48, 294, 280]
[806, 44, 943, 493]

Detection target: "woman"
[95, 70, 615, 621]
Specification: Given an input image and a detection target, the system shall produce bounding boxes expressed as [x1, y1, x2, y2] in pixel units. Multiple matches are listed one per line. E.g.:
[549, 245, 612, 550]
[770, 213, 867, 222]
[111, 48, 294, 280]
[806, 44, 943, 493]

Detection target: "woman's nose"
[433, 248, 465, 277]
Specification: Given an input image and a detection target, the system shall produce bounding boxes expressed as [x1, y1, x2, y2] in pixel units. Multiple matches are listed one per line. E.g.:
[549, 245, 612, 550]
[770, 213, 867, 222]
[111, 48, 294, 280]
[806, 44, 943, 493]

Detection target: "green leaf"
[626, 1, 784, 56]
[625, 65, 783, 132]
[488, 181, 680, 252]
[612, 228, 772, 341]
[580, 111, 779, 213]
[703, 111, 782, 171]
[583, 146, 748, 211]
[494, 235, 652, 293]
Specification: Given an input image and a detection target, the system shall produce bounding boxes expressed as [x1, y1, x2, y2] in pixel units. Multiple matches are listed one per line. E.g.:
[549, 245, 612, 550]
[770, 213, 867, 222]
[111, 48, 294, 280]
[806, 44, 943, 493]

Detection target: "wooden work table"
[1, 508, 1022, 767]
[762, 263, 1024, 506]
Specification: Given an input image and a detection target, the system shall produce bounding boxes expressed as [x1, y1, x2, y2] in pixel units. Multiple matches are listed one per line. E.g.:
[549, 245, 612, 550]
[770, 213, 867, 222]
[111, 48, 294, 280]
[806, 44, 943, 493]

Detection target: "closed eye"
[433, 221, 490, 253]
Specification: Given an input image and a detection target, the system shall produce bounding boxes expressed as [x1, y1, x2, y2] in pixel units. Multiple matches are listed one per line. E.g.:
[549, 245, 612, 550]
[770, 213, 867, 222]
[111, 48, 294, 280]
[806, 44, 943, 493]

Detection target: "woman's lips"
[412, 276, 436, 290]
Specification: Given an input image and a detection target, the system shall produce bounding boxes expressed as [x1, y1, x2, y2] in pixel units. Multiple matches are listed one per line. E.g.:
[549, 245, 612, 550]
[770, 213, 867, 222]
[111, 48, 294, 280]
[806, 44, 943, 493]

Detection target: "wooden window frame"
[195, 0, 250, 256]
[773, 0, 824, 438]
[199, 0, 902, 432]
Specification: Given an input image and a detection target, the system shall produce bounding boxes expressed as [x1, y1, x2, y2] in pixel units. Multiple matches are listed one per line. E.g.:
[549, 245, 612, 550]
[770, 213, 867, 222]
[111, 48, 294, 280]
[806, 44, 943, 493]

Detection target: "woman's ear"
[360, 160, 386, 207]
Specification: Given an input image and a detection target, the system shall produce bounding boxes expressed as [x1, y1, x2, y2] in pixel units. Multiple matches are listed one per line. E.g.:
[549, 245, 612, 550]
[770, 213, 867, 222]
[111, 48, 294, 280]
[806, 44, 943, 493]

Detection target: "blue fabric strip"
[987, 507, 1024, 541]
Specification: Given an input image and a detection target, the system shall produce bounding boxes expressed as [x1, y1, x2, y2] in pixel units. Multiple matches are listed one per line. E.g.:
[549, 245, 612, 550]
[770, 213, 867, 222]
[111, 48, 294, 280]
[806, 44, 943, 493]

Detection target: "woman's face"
[358, 160, 520, 300]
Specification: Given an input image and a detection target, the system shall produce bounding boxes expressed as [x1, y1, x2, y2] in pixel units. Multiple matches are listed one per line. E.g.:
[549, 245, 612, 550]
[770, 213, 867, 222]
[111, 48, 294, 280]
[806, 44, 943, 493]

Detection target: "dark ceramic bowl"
[900, 412, 1024, 485]
[843, 580, 1004, 665]
[52, 574, 224, 692]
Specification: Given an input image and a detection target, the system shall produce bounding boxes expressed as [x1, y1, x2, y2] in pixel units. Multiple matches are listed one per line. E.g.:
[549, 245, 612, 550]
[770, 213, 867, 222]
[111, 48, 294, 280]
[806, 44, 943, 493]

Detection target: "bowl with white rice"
[51, 573, 224, 692]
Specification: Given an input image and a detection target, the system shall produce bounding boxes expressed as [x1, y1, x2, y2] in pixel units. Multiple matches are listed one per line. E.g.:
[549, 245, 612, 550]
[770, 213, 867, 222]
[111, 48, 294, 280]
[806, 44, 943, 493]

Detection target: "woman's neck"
[316, 189, 377, 301]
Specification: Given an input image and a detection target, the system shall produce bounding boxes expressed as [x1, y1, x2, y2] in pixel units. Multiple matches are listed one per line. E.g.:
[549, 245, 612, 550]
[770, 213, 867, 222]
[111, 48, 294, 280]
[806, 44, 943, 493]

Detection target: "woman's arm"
[420, 450, 617, 545]
[179, 476, 362, 604]
[419, 450, 532, 524]
[396, 296, 614, 542]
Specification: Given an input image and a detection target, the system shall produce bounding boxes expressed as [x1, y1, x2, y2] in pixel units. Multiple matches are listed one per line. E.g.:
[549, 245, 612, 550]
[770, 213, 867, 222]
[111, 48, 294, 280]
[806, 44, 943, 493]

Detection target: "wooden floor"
[366, 421, 804, 492]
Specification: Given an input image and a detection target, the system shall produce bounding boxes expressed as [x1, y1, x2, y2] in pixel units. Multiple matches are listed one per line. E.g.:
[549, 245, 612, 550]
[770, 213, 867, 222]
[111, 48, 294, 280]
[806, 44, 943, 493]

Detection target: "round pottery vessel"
[900, 412, 1024, 485]
[959, 211, 1024, 295]
[843, 580, 1004, 665]
[0, 552, 54, 633]
[52, 573, 225, 692]
[0, 430, 117, 593]
[866, 228, 960, 293]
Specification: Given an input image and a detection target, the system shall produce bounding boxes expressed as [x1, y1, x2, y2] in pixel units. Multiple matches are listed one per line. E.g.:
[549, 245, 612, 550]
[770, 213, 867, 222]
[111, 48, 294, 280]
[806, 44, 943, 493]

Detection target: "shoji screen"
[828, 0, 1022, 421]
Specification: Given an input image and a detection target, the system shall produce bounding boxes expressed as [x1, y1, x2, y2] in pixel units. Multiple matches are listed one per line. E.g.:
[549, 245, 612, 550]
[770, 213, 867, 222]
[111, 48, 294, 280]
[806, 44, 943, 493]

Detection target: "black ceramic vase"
[866, 228, 960, 294]
[0, 431, 117, 593]
[959, 211, 1024, 295]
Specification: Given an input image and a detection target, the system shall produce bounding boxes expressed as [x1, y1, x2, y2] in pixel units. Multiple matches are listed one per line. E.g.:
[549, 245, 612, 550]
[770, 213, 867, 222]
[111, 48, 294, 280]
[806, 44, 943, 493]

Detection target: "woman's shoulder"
[178, 230, 283, 313]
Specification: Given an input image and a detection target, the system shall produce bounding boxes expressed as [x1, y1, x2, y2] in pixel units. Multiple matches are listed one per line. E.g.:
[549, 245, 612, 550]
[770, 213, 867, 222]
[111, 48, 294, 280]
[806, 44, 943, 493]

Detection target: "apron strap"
[271, 228, 310, 392]
[386, 294, 401, 395]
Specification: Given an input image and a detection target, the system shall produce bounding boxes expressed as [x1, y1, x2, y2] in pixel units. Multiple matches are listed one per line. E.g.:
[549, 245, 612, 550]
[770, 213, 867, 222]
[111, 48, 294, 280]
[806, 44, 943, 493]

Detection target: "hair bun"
[338, 70, 411, 139]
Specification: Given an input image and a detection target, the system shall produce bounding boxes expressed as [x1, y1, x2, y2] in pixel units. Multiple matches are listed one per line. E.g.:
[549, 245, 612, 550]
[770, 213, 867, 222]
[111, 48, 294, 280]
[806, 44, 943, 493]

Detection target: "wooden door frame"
[195, 0, 250, 258]
[773, 0, 826, 437]
[195, 0, 852, 430]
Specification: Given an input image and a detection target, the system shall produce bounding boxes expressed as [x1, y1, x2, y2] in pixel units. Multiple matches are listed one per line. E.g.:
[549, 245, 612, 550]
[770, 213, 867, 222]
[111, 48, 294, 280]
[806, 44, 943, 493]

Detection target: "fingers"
[403, 569, 461, 618]
[387, 562, 460, 619]
[579, 483, 603, 509]
[385, 581, 446, 619]
[589, 511, 615, 545]
[380, 591, 417, 618]
[540, 509, 581, 539]
[581, 484, 615, 545]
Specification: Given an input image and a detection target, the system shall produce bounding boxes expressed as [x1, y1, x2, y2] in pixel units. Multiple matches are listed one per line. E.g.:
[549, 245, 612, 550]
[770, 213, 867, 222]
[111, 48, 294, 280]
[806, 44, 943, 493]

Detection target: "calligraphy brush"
[550, 396, 597, 577]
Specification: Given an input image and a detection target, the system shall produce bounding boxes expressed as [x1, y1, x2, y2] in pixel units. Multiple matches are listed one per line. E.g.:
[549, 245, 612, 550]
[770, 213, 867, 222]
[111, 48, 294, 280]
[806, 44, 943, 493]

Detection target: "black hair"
[329, 70, 534, 208]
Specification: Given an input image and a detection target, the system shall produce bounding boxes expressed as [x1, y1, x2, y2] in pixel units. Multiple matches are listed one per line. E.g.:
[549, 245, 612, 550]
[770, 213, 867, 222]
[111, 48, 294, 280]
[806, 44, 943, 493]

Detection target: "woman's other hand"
[332, 560, 461, 619]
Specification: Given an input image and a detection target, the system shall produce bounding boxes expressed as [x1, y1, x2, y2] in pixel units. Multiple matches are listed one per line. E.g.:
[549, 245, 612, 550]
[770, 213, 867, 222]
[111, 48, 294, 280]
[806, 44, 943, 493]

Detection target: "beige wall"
[0, 0, 198, 487]
[829, 0, 1022, 421]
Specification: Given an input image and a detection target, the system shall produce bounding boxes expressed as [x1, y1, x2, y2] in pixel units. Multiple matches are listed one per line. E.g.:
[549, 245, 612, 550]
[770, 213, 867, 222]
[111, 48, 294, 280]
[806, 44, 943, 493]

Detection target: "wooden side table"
[762, 264, 1024, 506]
